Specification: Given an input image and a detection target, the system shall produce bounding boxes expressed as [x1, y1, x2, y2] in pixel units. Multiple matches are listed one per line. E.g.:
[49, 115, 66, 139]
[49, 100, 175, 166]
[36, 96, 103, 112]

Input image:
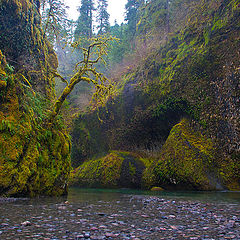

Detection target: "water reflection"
[67, 187, 240, 204]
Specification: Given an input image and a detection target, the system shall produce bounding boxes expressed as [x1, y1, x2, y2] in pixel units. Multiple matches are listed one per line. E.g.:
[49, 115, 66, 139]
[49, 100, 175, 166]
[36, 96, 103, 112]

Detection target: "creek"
[0, 188, 240, 239]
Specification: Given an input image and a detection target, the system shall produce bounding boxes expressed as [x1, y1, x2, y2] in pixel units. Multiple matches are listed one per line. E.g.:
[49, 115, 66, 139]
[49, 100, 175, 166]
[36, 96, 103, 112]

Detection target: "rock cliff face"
[0, 0, 71, 197]
[71, 0, 240, 190]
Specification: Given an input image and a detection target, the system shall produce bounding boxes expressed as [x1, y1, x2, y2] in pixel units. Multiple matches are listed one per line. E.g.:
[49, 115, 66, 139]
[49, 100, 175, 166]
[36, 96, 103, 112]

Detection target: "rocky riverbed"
[0, 189, 240, 239]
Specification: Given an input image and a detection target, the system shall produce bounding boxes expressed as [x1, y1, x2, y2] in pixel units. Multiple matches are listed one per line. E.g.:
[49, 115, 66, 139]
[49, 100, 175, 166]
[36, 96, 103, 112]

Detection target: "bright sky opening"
[64, 0, 127, 25]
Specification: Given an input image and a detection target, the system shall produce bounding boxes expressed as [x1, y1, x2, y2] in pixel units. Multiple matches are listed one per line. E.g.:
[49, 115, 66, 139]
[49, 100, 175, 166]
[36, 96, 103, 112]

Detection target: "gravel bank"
[0, 193, 240, 239]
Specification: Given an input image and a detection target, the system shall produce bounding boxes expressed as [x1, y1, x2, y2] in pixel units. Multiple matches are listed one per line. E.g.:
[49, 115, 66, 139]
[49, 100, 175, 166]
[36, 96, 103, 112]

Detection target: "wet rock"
[84, 232, 90, 238]
[97, 213, 106, 216]
[0, 193, 240, 240]
[105, 232, 115, 238]
[76, 234, 84, 238]
[90, 227, 98, 231]
[151, 187, 164, 191]
[21, 221, 31, 226]
[99, 225, 107, 229]
[58, 205, 67, 210]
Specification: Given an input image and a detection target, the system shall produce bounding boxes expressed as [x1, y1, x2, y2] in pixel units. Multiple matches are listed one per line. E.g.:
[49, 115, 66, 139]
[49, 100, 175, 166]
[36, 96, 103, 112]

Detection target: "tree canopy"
[41, 0, 73, 43]
[96, 0, 110, 35]
[74, 0, 95, 40]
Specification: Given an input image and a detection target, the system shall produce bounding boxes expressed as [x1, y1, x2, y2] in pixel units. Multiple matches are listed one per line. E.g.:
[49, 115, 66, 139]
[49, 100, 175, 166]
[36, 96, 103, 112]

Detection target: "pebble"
[58, 206, 67, 210]
[97, 213, 106, 216]
[90, 227, 98, 231]
[0, 195, 239, 239]
[21, 221, 31, 226]
[99, 225, 107, 229]
[105, 232, 115, 237]
[84, 233, 90, 238]
[76, 234, 84, 238]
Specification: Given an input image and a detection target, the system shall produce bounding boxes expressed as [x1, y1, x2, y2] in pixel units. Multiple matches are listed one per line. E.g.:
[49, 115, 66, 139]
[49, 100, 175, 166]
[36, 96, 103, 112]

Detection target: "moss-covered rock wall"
[0, 0, 57, 100]
[71, 0, 240, 191]
[0, 0, 71, 197]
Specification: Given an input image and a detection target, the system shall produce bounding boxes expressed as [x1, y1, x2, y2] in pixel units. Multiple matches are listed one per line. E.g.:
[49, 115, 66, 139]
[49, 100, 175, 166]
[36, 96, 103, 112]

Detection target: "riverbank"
[0, 189, 240, 239]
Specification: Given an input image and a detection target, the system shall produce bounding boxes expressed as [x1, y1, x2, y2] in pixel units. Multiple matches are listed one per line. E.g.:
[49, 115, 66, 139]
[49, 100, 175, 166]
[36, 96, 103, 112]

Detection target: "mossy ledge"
[0, 0, 71, 197]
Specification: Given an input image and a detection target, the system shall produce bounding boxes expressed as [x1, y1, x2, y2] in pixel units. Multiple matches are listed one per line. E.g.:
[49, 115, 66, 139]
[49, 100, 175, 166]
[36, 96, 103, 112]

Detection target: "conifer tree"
[96, 0, 110, 35]
[74, 0, 95, 40]
[41, 0, 71, 43]
[125, 0, 144, 39]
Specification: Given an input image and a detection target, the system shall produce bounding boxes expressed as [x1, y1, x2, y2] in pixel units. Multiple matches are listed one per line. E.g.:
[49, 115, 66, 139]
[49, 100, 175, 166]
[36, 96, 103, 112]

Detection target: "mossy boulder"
[70, 151, 151, 189]
[143, 118, 238, 190]
[151, 187, 164, 191]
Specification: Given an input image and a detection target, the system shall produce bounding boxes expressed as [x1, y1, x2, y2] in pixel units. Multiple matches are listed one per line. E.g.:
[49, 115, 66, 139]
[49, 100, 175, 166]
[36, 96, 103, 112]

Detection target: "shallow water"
[0, 188, 240, 239]
[68, 188, 240, 204]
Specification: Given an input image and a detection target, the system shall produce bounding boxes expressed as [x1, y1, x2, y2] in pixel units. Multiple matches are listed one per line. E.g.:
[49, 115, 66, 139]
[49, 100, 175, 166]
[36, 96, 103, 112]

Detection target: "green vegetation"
[70, 151, 149, 189]
[96, 0, 110, 35]
[0, 0, 71, 197]
[0, 62, 72, 196]
[0, 0, 115, 197]
[143, 118, 218, 190]
[71, 0, 240, 191]
[50, 36, 116, 119]
[74, 0, 95, 40]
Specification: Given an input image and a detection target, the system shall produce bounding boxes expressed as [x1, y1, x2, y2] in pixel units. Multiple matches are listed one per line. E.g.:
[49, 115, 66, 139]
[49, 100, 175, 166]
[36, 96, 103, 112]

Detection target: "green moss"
[129, 162, 136, 176]
[70, 151, 149, 189]
[217, 152, 240, 191]
[72, 0, 239, 191]
[0, 1, 71, 197]
[151, 186, 164, 191]
[70, 152, 124, 188]
[0, 119, 15, 134]
[143, 118, 226, 190]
